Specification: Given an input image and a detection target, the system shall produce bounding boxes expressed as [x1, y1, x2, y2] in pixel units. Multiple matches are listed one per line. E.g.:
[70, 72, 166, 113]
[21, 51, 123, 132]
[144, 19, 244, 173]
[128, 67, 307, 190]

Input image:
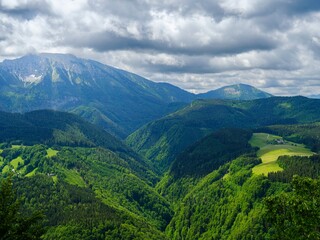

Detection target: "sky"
[1, 0, 320, 96]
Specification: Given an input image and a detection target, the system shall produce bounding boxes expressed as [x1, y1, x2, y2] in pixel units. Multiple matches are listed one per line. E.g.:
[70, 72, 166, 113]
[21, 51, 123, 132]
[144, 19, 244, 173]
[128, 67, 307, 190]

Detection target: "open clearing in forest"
[250, 133, 313, 175]
[46, 148, 59, 157]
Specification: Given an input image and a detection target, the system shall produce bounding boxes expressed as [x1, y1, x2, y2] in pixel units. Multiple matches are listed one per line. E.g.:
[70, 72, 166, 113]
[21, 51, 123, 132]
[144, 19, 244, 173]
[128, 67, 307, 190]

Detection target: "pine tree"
[0, 174, 46, 240]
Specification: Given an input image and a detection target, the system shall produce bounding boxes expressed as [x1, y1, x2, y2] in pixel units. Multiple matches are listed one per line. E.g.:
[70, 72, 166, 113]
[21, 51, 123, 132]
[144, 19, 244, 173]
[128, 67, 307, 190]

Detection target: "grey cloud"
[63, 30, 277, 56]
[273, 0, 320, 16]
[1, 0, 320, 96]
[139, 47, 302, 75]
[87, 0, 153, 21]
[0, 0, 52, 20]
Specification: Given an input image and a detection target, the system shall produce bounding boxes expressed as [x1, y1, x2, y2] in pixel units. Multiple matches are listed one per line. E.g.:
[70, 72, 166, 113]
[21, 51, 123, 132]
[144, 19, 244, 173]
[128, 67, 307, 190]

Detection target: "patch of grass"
[251, 133, 313, 175]
[52, 175, 58, 183]
[2, 165, 10, 174]
[46, 148, 59, 157]
[0, 150, 3, 166]
[249, 133, 281, 148]
[278, 102, 291, 109]
[10, 156, 24, 169]
[12, 145, 24, 149]
[63, 169, 86, 188]
[19, 166, 27, 174]
[253, 162, 283, 175]
[26, 168, 37, 177]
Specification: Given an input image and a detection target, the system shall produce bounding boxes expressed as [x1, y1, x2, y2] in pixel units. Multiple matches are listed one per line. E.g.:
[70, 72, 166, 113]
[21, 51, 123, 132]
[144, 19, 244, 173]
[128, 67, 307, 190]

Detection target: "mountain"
[0, 110, 172, 239]
[157, 126, 320, 239]
[198, 83, 272, 100]
[127, 96, 320, 171]
[0, 53, 193, 138]
[308, 94, 320, 99]
[0, 54, 275, 138]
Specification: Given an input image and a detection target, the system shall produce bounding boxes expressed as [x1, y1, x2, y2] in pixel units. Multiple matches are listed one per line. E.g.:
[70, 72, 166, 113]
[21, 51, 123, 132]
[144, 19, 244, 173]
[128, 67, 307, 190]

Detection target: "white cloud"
[1, 0, 320, 96]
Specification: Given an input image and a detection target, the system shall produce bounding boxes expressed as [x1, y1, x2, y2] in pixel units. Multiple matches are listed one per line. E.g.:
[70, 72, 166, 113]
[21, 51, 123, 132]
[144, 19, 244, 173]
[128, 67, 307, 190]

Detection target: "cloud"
[0, 0, 320, 96]
[0, 0, 52, 20]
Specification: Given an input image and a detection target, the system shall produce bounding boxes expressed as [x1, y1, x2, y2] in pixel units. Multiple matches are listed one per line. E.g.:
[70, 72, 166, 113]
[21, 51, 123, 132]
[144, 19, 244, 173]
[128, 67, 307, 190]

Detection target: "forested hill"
[0, 109, 131, 153]
[0, 109, 173, 239]
[0, 109, 162, 183]
[155, 125, 320, 239]
[127, 96, 320, 171]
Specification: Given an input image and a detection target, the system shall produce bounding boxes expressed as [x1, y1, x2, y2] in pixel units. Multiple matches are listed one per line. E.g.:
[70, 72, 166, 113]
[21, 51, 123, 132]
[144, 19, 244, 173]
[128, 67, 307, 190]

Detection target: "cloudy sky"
[1, 0, 320, 96]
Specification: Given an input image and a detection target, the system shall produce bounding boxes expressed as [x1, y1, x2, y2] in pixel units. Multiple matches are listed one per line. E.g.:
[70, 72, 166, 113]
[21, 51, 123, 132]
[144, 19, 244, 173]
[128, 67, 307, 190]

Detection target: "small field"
[0, 145, 59, 176]
[63, 169, 86, 187]
[11, 156, 24, 169]
[46, 148, 59, 157]
[250, 133, 313, 175]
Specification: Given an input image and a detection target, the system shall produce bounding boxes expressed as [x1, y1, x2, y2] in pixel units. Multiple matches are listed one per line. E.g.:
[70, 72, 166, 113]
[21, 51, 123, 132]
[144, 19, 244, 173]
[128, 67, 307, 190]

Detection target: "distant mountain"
[0, 54, 274, 138]
[127, 96, 320, 171]
[0, 53, 193, 137]
[308, 94, 320, 99]
[198, 83, 272, 100]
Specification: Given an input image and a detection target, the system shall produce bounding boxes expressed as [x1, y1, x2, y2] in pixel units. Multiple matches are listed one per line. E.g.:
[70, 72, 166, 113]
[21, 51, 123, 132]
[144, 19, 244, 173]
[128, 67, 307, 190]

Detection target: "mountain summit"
[0, 53, 273, 137]
[198, 83, 272, 100]
[0, 53, 194, 137]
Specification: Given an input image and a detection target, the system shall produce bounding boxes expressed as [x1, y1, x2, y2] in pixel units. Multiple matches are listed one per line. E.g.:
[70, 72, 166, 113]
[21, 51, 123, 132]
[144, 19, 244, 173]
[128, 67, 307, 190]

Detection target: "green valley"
[2, 96, 320, 239]
[127, 96, 320, 172]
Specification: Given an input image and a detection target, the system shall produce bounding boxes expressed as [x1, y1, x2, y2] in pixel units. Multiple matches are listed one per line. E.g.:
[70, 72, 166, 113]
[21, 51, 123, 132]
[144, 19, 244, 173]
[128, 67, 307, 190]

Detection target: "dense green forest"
[0, 144, 172, 239]
[127, 96, 320, 171]
[2, 100, 320, 239]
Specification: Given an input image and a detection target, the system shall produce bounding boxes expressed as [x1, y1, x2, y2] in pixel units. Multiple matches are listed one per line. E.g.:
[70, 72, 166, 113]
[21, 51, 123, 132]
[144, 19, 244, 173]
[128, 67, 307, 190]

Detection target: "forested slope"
[127, 96, 320, 171]
[0, 110, 172, 239]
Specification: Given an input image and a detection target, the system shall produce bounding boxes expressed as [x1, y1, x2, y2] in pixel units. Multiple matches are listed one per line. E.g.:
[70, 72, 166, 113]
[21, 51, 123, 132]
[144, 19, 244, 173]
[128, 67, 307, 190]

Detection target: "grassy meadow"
[250, 133, 313, 175]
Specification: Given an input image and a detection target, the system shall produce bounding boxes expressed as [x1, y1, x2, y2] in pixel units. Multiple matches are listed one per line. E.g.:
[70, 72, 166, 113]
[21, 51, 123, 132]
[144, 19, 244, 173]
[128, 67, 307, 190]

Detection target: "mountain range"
[1, 53, 320, 239]
[0, 53, 271, 138]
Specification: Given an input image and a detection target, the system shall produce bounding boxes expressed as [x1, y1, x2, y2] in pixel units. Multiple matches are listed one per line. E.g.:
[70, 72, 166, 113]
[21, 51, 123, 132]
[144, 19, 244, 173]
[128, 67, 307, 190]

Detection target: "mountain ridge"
[0, 53, 273, 138]
[0, 53, 194, 137]
[127, 96, 320, 171]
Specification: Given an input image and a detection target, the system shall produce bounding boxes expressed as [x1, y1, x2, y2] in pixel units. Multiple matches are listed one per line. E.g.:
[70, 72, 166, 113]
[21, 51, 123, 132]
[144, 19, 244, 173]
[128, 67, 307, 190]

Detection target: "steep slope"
[156, 128, 256, 203]
[165, 157, 270, 239]
[127, 96, 320, 171]
[156, 128, 268, 239]
[0, 110, 173, 238]
[158, 126, 320, 239]
[0, 53, 193, 137]
[198, 83, 272, 100]
[170, 129, 254, 178]
[0, 109, 160, 182]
